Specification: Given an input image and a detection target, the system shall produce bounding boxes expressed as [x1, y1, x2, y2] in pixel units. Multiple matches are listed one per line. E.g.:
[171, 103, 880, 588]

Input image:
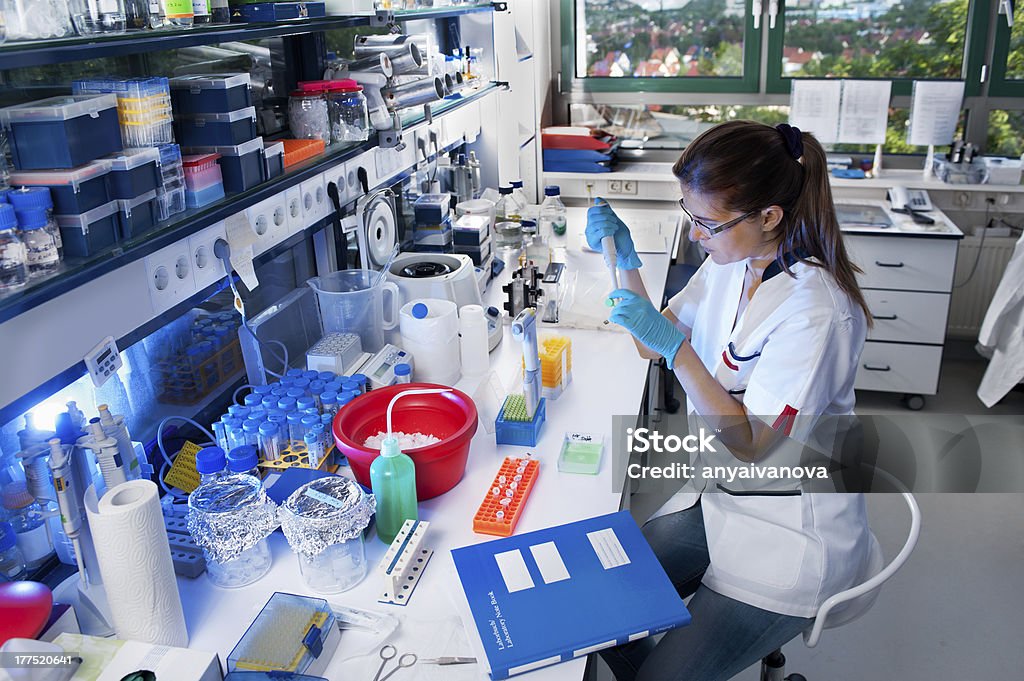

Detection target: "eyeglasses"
[678, 198, 759, 237]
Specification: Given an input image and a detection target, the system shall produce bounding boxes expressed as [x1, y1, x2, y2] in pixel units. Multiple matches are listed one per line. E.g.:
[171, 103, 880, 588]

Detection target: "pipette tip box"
[495, 395, 546, 447]
[228, 592, 339, 677]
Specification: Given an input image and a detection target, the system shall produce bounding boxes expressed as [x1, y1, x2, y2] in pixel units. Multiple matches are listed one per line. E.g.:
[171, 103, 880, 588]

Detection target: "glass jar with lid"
[1, 481, 54, 569]
[288, 82, 331, 144]
[0, 204, 27, 292]
[326, 80, 370, 144]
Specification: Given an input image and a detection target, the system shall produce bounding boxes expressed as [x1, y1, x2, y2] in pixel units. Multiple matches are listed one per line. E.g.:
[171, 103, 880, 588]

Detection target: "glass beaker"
[70, 0, 127, 34]
[307, 270, 399, 353]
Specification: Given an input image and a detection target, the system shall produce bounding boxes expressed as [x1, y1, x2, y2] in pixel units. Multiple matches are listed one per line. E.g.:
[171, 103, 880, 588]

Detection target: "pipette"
[511, 308, 541, 419]
[49, 439, 89, 583]
[593, 198, 620, 324]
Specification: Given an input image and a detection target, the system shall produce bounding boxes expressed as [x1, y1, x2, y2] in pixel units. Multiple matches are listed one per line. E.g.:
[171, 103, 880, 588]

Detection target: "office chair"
[759, 491, 922, 681]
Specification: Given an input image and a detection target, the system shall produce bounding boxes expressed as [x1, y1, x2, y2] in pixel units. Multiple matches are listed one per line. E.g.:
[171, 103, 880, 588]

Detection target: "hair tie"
[775, 123, 804, 160]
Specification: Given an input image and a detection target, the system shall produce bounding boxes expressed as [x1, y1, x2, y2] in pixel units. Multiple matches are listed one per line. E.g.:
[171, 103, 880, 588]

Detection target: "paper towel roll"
[84, 480, 188, 647]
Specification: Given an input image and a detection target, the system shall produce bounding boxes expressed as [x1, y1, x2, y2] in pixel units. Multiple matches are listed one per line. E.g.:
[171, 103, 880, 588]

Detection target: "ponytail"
[673, 121, 872, 325]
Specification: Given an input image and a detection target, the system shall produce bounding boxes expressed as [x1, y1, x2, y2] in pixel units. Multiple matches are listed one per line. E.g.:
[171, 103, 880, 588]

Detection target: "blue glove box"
[118, 190, 160, 239]
[185, 138, 267, 194]
[55, 201, 120, 258]
[0, 94, 122, 170]
[170, 73, 252, 116]
[8, 161, 111, 215]
[105, 147, 162, 200]
[175, 107, 257, 148]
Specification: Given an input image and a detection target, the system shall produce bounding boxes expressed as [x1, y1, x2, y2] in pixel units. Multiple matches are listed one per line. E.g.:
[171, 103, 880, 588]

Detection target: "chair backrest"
[803, 491, 921, 648]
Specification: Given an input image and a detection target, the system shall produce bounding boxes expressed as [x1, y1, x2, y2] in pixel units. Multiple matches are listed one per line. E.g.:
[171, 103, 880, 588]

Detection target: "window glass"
[781, 0, 967, 80]
[575, 0, 748, 79]
[987, 110, 1024, 158]
[1002, 3, 1024, 80]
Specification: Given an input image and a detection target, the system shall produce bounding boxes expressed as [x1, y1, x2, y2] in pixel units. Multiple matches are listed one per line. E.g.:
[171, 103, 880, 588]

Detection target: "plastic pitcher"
[307, 270, 399, 353]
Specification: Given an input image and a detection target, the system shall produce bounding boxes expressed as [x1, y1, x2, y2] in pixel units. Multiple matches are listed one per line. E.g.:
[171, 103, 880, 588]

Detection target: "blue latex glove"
[585, 199, 643, 270]
[608, 288, 687, 368]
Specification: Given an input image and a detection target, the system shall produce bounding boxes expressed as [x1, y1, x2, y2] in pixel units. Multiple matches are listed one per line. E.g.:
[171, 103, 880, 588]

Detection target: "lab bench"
[173, 208, 680, 681]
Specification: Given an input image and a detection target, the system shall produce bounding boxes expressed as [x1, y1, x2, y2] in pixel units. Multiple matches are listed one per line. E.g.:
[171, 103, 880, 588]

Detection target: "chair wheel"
[901, 393, 925, 411]
[785, 675, 808, 681]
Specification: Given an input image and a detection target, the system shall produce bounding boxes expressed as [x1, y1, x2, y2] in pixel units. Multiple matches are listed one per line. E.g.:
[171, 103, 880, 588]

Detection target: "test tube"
[277, 397, 297, 413]
[271, 386, 289, 398]
[394, 363, 412, 384]
[287, 412, 306, 445]
[304, 430, 325, 469]
[268, 412, 289, 447]
[341, 380, 359, 395]
[309, 379, 326, 395]
[286, 368, 304, 380]
[227, 404, 250, 419]
[252, 384, 274, 397]
[317, 371, 336, 383]
[293, 378, 311, 394]
[213, 420, 229, 452]
[225, 418, 246, 450]
[297, 396, 318, 414]
[496, 510, 505, 520]
[325, 380, 343, 394]
[243, 393, 262, 408]
[301, 415, 320, 442]
[500, 497, 511, 507]
[286, 388, 305, 401]
[320, 391, 338, 417]
[302, 370, 319, 382]
[259, 422, 282, 462]
[352, 374, 369, 393]
[320, 413, 333, 435]
[261, 395, 277, 411]
[242, 418, 261, 447]
[249, 408, 267, 422]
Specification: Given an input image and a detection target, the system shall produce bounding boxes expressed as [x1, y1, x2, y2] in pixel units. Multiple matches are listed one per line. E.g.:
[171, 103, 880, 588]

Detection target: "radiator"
[947, 235, 1018, 339]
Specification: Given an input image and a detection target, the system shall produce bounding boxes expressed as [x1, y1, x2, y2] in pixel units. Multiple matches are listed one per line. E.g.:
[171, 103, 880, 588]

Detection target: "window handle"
[768, 0, 779, 29]
[752, 0, 762, 30]
[863, 364, 892, 372]
[874, 260, 905, 268]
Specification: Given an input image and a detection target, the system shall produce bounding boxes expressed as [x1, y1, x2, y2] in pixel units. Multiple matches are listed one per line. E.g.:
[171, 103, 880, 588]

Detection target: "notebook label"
[529, 542, 570, 584]
[587, 528, 631, 569]
[495, 549, 535, 593]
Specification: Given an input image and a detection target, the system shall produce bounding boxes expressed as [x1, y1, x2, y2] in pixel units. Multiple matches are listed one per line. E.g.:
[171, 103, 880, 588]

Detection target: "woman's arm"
[620, 269, 693, 359]
[669, 342, 782, 462]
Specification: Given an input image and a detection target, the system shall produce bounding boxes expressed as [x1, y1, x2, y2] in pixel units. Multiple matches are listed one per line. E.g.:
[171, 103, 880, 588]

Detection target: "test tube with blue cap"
[287, 368, 304, 380]
[352, 374, 369, 393]
[342, 379, 360, 396]
[317, 371, 336, 383]
[277, 396, 297, 413]
[394, 363, 411, 384]
[225, 417, 246, 450]
[259, 422, 282, 462]
[213, 419, 230, 452]
[294, 378, 311, 394]
[297, 395, 318, 414]
[300, 414, 320, 443]
[304, 429, 325, 469]
[271, 385, 289, 398]
[286, 387, 305, 401]
[243, 393, 261, 408]
[260, 395, 277, 411]
[302, 370, 319, 382]
[242, 418, 261, 447]
[252, 384, 274, 396]
[320, 391, 339, 417]
[287, 412, 306, 445]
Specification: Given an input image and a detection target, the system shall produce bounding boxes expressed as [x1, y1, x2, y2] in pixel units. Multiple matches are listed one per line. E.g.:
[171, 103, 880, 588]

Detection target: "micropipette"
[511, 308, 541, 419]
[49, 439, 89, 582]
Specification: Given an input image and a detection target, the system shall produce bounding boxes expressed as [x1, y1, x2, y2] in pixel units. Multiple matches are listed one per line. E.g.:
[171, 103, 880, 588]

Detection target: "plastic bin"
[264, 141, 284, 180]
[0, 94, 122, 170]
[176, 107, 257, 148]
[8, 161, 111, 215]
[232, 2, 327, 22]
[170, 74, 252, 115]
[454, 238, 491, 266]
[413, 193, 450, 225]
[228, 592, 338, 675]
[105, 147, 162, 199]
[185, 138, 266, 194]
[117, 190, 160, 239]
[55, 201, 120, 257]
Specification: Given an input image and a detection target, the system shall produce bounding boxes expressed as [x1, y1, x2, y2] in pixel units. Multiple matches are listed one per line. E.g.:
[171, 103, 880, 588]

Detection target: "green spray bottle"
[370, 388, 452, 544]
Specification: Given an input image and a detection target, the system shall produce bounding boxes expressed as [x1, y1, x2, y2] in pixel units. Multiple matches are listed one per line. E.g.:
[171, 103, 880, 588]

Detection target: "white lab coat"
[977, 231, 1024, 407]
[657, 255, 873, 618]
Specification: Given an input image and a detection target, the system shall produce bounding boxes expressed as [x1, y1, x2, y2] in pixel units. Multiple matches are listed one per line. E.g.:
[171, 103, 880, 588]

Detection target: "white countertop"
[835, 199, 964, 238]
[178, 207, 681, 680]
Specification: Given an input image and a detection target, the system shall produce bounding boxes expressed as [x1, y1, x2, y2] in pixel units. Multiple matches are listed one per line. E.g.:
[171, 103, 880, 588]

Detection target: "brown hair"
[672, 120, 871, 324]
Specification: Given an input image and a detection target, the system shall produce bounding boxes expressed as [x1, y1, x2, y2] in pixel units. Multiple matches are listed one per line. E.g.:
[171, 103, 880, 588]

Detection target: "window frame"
[988, 2, 1024, 96]
[560, 0, 763, 94]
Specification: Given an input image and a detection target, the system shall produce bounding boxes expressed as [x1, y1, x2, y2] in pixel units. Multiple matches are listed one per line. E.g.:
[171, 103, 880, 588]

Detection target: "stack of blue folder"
[542, 148, 615, 173]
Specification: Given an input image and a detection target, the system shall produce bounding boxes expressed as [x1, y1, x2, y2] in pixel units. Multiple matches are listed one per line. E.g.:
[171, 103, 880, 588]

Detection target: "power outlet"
[144, 242, 196, 314]
[286, 187, 303, 235]
[299, 174, 330, 229]
[188, 221, 228, 292]
[247, 196, 288, 255]
[608, 180, 622, 193]
[622, 180, 638, 194]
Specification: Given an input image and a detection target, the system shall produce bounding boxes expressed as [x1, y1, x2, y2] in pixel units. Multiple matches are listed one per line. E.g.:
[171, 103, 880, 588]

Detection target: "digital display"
[97, 348, 112, 364]
[374, 362, 391, 380]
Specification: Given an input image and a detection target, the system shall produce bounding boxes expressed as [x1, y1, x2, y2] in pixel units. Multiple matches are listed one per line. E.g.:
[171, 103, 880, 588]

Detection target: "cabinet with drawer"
[844, 226, 962, 407]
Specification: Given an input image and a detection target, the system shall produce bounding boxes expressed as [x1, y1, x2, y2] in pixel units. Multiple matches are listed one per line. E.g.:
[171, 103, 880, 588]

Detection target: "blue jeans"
[598, 503, 812, 681]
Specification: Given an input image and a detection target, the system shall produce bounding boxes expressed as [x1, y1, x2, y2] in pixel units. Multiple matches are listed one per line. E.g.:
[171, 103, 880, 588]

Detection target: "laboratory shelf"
[0, 82, 502, 326]
[0, 3, 500, 70]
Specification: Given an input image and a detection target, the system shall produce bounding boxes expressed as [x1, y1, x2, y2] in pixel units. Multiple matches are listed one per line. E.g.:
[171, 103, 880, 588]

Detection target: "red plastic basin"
[332, 383, 478, 500]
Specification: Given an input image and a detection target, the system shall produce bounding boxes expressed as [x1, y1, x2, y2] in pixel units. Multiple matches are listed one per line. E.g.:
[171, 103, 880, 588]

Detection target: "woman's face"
[681, 189, 781, 265]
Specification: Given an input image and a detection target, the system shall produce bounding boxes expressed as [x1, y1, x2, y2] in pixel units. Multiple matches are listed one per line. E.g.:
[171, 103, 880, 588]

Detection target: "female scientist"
[590, 121, 874, 681]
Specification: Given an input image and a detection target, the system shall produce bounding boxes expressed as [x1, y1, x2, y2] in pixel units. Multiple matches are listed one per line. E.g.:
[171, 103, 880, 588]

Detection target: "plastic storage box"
[227, 592, 339, 676]
[156, 144, 187, 220]
[8, 161, 111, 215]
[170, 74, 252, 115]
[176, 107, 257, 148]
[454, 237, 491, 266]
[557, 432, 603, 475]
[281, 139, 325, 168]
[231, 2, 327, 22]
[414, 193, 451, 225]
[453, 213, 490, 245]
[73, 77, 174, 147]
[185, 138, 266, 194]
[56, 201, 120, 257]
[264, 141, 284, 180]
[0, 94, 122, 170]
[183, 154, 226, 209]
[104, 147, 162, 199]
[117, 190, 160, 239]
[494, 396, 546, 447]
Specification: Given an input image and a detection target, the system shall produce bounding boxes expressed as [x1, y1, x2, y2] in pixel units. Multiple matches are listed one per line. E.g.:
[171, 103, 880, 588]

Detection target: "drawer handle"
[872, 314, 898, 321]
[874, 260, 905, 268]
[863, 363, 892, 372]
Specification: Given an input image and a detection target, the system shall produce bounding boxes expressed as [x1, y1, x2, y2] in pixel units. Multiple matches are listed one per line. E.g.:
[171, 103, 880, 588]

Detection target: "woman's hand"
[608, 288, 687, 368]
[585, 199, 643, 270]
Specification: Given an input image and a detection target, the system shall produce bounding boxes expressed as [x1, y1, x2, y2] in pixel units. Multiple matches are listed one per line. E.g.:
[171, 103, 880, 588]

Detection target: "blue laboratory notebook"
[451, 510, 691, 679]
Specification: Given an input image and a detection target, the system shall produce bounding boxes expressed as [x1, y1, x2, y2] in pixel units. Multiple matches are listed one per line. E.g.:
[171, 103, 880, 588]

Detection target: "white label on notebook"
[587, 528, 631, 570]
[495, 549, 535, 593]
[628, 631, 649, 643]
[573, 640, 617, 657]
[508, 655, 562, 675]
[530, 542, 571, 584]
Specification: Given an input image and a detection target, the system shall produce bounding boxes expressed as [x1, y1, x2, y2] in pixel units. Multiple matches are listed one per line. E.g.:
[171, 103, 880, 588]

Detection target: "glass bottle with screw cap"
[0, 521, 27, 582]
[0, 204, 27, 292]
[510, 180, 529, 212]
[393, 363, 411, 383]
[19, 211, 59, 276]
[494, 185, 520, 222]
[196, 446, 227, 483]
[540, 185, 567, 237]
[227, 445, 260, 479]
[7, 187, 61, 258]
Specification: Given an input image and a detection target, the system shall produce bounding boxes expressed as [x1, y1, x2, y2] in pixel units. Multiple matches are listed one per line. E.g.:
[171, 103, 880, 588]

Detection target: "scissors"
[372, 644, 417, 681]
[420, 657, 477, 665]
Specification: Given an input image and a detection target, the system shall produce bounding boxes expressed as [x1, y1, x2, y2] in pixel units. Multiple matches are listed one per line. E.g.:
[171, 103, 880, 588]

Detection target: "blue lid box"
[105, 147, 162, 200]
[175, 107, 258, 148]
[231, 2, 326, 23]
[184, 138, 266, 194]
[118, 190, 160, 239]
[170, 73, 252, 116]
[0, 94, 122, 170]
[264, 141, 284, 180]
[55, 201, 120, 258]
[9, 161, 111, 215]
